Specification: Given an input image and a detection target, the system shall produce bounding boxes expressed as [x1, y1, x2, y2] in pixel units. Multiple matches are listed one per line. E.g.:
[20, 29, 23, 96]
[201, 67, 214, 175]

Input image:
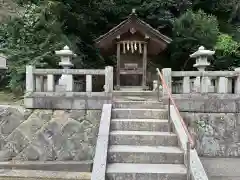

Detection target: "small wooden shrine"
[95, 9, 172, 90]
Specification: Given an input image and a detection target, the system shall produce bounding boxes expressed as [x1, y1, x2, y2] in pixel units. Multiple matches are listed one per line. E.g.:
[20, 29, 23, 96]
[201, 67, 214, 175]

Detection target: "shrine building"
[95, 9, 172, 90]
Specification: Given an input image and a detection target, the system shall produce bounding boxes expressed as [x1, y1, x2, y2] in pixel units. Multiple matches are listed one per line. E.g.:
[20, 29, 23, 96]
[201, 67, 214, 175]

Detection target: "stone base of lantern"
[208, 85, 215, 93]
[55, 84, 67, 92]
[56, 74, 73, 92]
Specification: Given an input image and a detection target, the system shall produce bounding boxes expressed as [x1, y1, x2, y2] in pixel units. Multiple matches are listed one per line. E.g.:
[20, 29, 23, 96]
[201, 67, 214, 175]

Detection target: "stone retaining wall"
[169, 94, 240, 157]
[172, 94, 240, 113]
[0, 106, 101, 162]
[182, 112, 240, 157]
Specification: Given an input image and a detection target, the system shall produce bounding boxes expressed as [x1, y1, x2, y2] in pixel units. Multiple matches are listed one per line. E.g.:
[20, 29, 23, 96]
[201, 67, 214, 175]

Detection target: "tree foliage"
[213, 33, 240, 70]
[171, 10, 220, 70]
[0, 3, 71, 93]
[0, 0, 239, 93]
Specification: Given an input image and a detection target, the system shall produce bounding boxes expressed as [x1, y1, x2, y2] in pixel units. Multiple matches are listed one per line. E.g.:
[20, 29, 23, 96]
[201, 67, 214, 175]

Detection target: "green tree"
[193, 0, 240, 40]
[170, 10, 220, 70]
[1, 0, 240, 94]
[0, 3, 72, 93]
[212, 33, 240, 70]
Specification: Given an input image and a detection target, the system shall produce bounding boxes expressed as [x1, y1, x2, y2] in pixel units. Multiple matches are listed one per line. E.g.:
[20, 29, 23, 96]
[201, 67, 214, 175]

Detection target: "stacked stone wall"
[0, 106, 100, 161]
[171, 94, 240, 157]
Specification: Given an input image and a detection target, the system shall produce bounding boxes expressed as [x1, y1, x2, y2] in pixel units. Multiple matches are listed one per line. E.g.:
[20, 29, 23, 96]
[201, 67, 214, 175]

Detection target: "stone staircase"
[106, 97, 187, 180]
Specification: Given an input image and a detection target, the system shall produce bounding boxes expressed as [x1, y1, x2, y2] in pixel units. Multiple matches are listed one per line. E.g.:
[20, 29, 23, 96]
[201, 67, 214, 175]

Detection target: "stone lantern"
[190, 46, 214, 71]
[190, 46, 215, 93]
[55, 46, 76, 91]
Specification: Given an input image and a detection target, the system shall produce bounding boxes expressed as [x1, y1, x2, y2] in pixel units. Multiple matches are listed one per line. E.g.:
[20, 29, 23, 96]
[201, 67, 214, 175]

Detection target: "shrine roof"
[95, 9, 172, 51]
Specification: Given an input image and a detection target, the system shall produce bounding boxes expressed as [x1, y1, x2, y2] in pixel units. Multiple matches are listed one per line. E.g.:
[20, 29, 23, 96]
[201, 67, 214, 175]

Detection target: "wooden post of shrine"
[142, 42, 147, 89]
[116, 39, 121, 90]
[142, 35, 149, 90]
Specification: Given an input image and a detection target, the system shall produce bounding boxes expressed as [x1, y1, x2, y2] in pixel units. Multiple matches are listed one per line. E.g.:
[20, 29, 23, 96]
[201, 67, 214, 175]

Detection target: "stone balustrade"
[26, 65, 113, 93]
[25, 65, 113, 110]
[166, 69, 240, 94]
[166, 46, 240, 95]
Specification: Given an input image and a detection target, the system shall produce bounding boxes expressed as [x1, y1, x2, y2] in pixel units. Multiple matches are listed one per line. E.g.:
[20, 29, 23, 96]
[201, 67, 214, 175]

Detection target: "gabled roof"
[95, 9, 172, 51]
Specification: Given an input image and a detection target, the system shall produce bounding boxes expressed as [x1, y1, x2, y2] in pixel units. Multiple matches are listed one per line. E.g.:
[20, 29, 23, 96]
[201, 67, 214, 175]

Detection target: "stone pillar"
[162, 68, 172, 95]
[201, 75, 212, 93]
[47, 74, 54, 91]
[105, 66, 113, 93]
[217, 77, 228, 93]
[235, 68, 240, 94]
[26, 65, 34, 93]
[35, 76, 43, 92]
[66, 76, 73, 91]
[183, 76, 190, 93]
[193, 77, 201, 92]
[86, 75, 92, 92]
[55, 46, 76, 92]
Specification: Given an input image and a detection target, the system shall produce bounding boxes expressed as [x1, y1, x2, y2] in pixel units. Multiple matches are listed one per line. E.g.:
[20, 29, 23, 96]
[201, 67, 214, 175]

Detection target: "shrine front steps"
[109, 130, 178, 146]
[110, 118, 169, 131]
[107, 145, 184, 164]
[106, 103, 187, 180]
[111, 108, 168, 119]
[113, 100, 166, 109]
[107, 163, 186, 180]
[113, 90, 158, 97]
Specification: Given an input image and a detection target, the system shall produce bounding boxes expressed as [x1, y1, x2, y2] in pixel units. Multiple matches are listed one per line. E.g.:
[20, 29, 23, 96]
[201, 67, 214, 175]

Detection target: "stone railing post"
[217, 77, 228, 93]
[35, 76, 43, 92]
[162, 68, 172, 95]
[47, 74, 54, 91]
[26, 65, 34, 93]
[66, 75, 73, 91]
[235, 68, 240, 94]
[201, 73, 213, 93]
[183, 76, 190, 93]
[105, 66, 113, 93]
[86, 75, 92, 92]
[193, 77, 201, 93]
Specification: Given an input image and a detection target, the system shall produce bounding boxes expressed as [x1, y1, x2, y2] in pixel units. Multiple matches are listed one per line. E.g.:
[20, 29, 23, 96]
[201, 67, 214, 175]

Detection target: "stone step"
[112, 109, 167, 119]
[111, 119, 169, 131]
[113, 96, 158, 102]
[108, 145, 184, 164]
[113, 100, 166, 109]
[113, 91, 157, 97]
[106, 163, 186, 180]
[109, 131, 178, 146]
